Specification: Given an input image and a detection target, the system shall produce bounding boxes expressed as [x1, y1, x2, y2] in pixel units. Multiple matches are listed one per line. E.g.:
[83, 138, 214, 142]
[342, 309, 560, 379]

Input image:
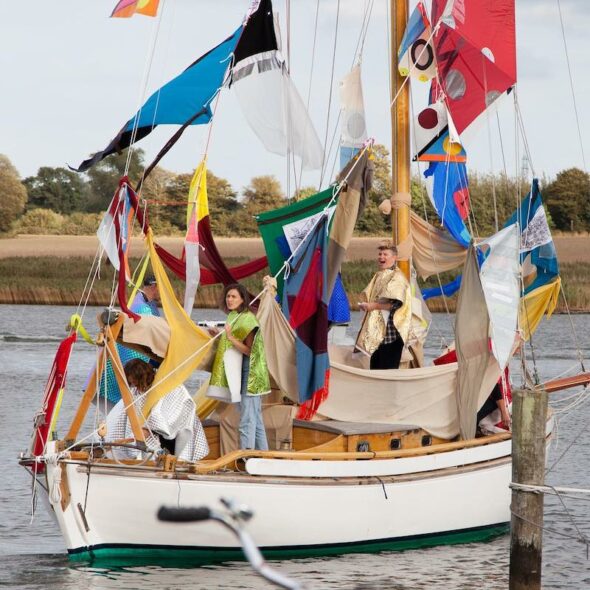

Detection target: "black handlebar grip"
[157, 506, 211, 522]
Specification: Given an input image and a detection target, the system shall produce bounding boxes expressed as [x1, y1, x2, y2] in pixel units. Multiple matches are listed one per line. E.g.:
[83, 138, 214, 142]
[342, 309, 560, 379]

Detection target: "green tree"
[24, 166, 87, 214]
[545, 167, 590, 232]
[0, 155, 27, 232]
[86, 149, 145, 212]
[292, 186, 317, 201]
[242, 175, 285, 216]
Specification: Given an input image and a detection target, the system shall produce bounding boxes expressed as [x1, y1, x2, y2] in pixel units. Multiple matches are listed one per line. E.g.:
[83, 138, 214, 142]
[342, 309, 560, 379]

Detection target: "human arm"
[497, 398, 511, 430]
[358, 299, 402, 312]
[224, 323, 256, 356]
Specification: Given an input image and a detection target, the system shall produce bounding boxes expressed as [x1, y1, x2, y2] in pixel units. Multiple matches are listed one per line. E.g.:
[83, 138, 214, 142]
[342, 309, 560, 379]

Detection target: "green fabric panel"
[256, 187, 337, 297]
[210, 310, 270, 395]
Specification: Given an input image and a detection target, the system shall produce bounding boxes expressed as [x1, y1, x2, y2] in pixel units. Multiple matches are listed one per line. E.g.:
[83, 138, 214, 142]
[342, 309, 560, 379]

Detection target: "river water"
[1, 305, 589, 589]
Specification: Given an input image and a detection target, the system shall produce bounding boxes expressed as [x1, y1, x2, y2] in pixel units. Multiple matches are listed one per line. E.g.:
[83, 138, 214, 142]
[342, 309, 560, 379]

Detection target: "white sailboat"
[20, 0, 582, 564]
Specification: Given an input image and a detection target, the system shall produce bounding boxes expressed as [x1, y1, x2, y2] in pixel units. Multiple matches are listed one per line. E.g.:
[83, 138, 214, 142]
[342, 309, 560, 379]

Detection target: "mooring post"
[509, 387, 548, 590]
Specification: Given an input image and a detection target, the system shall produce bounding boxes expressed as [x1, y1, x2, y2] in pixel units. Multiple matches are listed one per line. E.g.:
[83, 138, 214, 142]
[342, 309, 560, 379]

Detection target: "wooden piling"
[509, 387, 548, 590]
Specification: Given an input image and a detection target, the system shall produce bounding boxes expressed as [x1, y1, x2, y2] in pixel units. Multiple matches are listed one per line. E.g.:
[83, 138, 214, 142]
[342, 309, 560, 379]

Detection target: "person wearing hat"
[355, 240, 411, 370]
[130, 275, 161, 317]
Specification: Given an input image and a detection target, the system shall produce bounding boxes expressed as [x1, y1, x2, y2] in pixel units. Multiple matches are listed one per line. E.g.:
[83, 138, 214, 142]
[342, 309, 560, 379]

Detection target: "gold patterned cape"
[355, 267, 411, 356]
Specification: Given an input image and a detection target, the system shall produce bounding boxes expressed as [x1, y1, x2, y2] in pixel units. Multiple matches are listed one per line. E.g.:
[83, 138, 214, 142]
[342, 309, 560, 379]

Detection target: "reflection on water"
[1, 306, 589, 589]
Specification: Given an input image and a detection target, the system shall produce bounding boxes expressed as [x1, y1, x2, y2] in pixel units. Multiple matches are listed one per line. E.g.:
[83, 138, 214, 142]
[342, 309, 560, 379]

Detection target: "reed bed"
[0, 256, 588, 312]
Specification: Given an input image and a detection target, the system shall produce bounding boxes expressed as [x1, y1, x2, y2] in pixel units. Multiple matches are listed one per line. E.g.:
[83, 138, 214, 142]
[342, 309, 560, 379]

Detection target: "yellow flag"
[143, 229, 214, 417]
[519, 277, 561, 341]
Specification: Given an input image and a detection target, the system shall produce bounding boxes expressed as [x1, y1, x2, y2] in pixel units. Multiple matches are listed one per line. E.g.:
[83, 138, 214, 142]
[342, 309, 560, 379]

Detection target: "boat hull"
[44, 443, 513, 564]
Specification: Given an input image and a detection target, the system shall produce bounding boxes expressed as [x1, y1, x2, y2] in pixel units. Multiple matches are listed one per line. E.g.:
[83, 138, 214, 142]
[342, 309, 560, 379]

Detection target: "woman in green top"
[210, 284, 270, 450]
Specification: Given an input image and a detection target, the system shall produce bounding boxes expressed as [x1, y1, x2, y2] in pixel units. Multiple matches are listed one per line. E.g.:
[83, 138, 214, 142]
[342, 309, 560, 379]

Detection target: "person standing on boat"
[209, 284, 271, 450]
[356, 241, 411, 370]
[130, 274, 161, 316]
[95, 274, 161, 408]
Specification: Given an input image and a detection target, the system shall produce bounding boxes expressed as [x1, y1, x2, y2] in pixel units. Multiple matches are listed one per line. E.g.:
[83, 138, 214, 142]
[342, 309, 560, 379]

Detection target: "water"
[1, 305, 589, 589]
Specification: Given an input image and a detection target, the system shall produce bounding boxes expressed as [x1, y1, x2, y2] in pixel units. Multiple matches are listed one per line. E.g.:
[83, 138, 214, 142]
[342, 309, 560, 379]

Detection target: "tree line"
[1, 148, 589, 237]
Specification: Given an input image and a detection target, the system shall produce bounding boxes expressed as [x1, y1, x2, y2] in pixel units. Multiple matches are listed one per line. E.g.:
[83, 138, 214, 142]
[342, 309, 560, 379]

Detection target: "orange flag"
[111, 0, 160, 18]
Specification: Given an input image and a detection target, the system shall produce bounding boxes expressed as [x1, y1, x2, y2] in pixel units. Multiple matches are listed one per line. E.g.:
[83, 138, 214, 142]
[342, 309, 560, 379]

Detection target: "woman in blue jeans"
[210, 284, 270, 450]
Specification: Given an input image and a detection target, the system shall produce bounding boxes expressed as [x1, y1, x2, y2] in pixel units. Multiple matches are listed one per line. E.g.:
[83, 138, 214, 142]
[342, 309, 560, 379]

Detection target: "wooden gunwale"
[53, 431, 512, 474]
[67, 454, 512, 486]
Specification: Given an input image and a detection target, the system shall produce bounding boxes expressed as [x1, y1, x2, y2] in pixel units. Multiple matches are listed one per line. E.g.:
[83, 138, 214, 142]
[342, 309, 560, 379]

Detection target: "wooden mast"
[391, 0, 411, 279]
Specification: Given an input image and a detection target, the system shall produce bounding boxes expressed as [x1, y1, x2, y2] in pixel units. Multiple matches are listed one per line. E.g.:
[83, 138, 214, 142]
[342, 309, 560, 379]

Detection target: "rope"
[318, 0, 341, 189]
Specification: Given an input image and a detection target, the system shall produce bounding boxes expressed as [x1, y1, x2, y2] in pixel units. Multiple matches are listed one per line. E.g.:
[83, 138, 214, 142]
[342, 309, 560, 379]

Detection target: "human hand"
[224, 323, 232, 338]
[207, 327, 219, 337]
[358, 302, 371, 312]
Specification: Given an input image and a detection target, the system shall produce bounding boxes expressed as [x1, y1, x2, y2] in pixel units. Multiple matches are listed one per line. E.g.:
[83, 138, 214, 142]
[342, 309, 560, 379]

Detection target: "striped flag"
[111, 0, 160, 18]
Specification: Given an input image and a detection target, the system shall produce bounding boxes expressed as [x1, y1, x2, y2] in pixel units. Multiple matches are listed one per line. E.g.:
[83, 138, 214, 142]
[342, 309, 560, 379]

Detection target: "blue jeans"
[238, 356, 268, 450]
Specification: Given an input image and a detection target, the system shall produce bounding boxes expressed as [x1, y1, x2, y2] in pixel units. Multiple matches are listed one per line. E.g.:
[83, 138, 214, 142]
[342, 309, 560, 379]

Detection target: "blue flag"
[503, 179, 559, 294]
[424, 161, 471, 248]
[76, 28, 242, 172]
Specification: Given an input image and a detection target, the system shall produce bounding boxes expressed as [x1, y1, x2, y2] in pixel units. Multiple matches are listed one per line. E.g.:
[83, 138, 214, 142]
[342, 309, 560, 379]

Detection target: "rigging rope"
[318, 0, 341, 189]
[556, 0, 587, 172]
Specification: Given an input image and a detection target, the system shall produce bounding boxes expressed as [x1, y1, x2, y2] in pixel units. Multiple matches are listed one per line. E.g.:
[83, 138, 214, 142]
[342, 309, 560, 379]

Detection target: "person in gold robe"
[355, 241, 411, 369]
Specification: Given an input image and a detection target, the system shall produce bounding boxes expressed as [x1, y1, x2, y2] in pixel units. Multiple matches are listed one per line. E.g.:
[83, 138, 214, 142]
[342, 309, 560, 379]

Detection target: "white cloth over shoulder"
[105, 384, 209, 462]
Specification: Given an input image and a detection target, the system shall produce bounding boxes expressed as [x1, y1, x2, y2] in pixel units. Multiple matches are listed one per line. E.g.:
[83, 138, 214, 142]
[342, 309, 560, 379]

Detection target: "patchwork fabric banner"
[282, 215, 330, 420]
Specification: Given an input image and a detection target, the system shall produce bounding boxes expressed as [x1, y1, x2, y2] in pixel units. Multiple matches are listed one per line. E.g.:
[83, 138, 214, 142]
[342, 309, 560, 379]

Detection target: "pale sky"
[1, 0, 589, 196]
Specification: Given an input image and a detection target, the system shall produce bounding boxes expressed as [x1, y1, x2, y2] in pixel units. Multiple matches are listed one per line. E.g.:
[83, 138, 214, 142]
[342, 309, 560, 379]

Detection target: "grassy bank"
[1, 256, 588, 312]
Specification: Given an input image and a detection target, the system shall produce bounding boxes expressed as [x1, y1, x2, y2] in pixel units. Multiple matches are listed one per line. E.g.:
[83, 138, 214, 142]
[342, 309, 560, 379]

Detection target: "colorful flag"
[339, 65, 368, 169]
[282, 215, 330, 419]
[111, 0, 160, 18]
[76, 27, 242, 171]
[430, 0, 516, 135]
[423, 160, 471, 248]
[183, 161, 207, 314]
[231, 0, 323, 170]
[256, 184, 353, 323]
[398, 1, 436, 82]
[256, 187, 337, 297]
[504, 179, 559, 294]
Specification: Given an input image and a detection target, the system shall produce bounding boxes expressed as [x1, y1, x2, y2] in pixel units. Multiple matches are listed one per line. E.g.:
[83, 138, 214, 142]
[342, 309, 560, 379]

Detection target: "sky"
[1, 0, 589, 197]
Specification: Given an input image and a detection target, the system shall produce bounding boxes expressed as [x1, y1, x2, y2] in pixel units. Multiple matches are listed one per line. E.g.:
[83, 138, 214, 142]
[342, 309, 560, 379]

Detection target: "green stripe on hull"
[68, 523, 509, 566]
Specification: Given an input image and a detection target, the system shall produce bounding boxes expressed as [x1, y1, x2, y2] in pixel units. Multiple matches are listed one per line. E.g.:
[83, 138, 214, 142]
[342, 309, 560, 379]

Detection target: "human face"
[377, 248, 397, 270]
[225, 288, 244, 311]
[144, 284, 159, 302]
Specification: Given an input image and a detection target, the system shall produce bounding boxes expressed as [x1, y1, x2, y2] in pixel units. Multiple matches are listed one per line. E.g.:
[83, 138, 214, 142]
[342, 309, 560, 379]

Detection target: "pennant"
[398, 1, 436, 82]
[339, 65, 368, 169]
[503, 179, 559, 294]
[75, 27, 242, 172]
[231, 0, 323, 169]
[111, 0, 160, 18]
[97, 182, 136, 279]
[183, 162, 207, 314]
[423, 160, 471, 247]
[282, 215, 330, 419]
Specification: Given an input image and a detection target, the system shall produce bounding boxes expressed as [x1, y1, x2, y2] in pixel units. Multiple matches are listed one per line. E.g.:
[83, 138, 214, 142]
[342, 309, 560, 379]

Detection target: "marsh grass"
[0, 257, 588, 312]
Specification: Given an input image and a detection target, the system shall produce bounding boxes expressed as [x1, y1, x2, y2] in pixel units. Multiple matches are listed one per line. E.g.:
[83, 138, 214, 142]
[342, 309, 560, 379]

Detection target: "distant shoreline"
[1, 235, 589, 311]
[2, 233, 590, 263]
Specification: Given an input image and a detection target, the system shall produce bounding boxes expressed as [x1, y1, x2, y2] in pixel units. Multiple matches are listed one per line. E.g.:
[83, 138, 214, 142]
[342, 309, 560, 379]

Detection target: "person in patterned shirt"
[356, 241, 411, 370]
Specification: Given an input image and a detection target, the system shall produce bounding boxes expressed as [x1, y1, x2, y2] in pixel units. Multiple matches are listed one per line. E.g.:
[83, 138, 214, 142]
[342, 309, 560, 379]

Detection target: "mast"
[391, 0, 411, 279]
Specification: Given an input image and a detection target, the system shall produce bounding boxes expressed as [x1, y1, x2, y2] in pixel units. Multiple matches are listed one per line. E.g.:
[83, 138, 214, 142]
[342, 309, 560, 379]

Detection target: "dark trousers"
[370, 339, 403, 370]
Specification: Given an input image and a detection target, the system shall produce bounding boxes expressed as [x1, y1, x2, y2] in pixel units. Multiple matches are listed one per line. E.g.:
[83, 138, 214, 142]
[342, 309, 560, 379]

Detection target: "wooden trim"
[540, 372, 590, 393]
[64, 314, 122, 442]
[191, 432, 512, 474]
[104, 329, 145, 443]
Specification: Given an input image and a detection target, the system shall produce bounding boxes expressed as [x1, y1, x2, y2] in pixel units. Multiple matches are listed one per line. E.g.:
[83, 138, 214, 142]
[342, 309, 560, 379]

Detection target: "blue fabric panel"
[424, 161, 471, 248]
[123, 27, 242, 132]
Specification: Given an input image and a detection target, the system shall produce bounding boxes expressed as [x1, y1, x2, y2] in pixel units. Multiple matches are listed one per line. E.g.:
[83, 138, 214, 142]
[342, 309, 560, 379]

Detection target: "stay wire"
[556, 0, 587, 172]
[319, 0, 341, 189]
